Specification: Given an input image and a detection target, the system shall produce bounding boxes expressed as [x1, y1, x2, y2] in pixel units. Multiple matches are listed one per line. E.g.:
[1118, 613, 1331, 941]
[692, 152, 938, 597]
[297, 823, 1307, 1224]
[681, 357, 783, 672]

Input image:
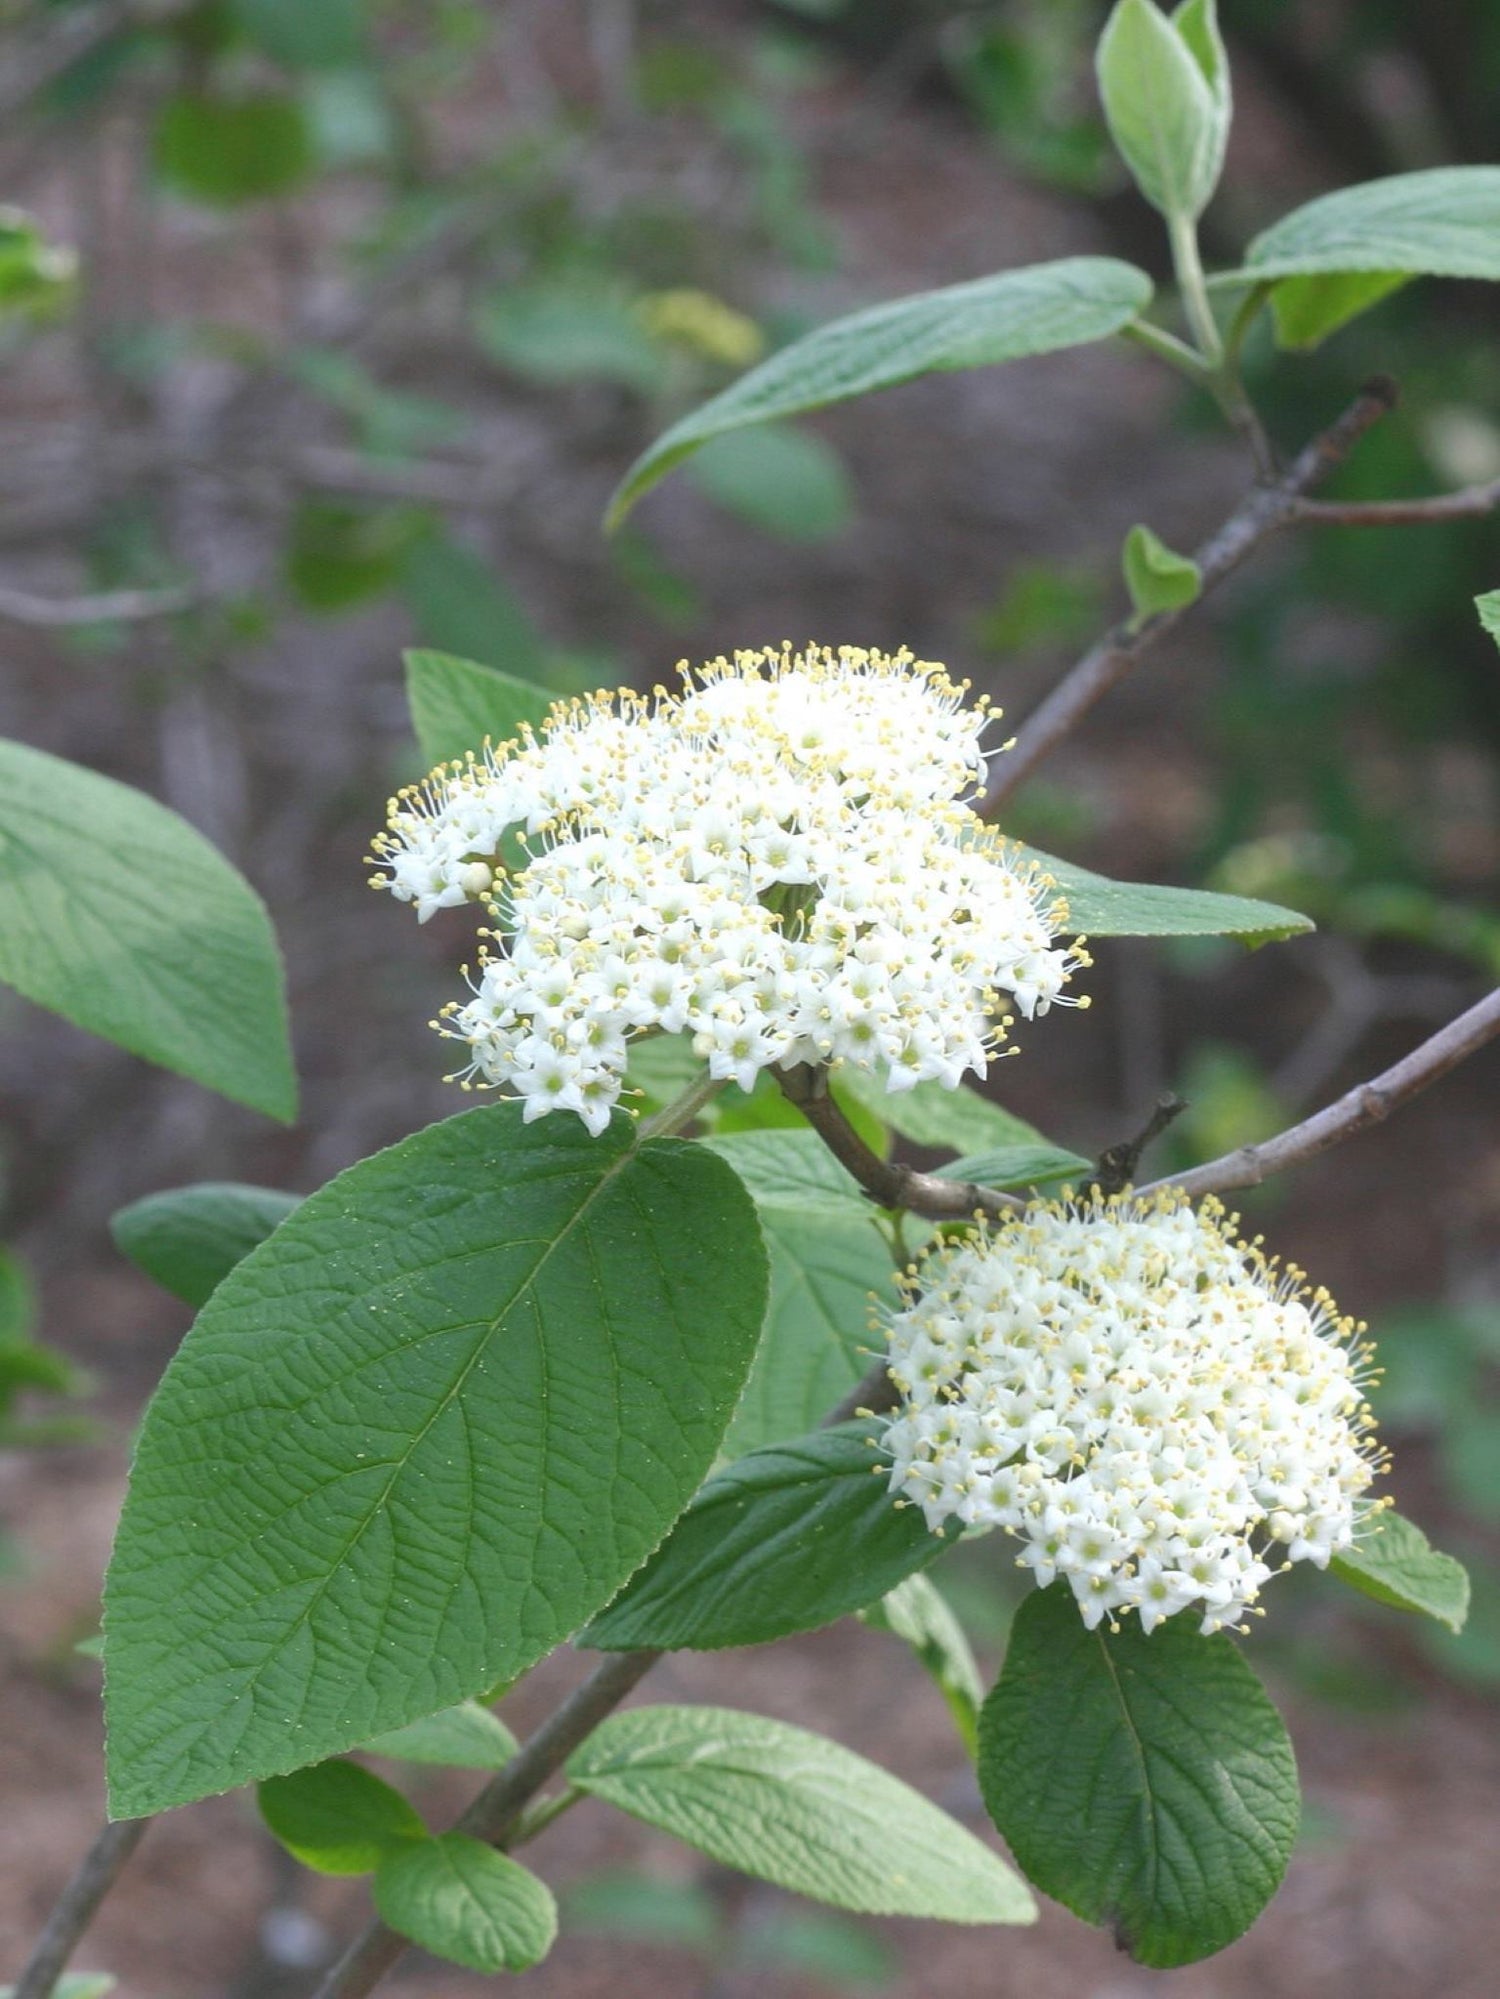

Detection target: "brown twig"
[10, 1817, 148, 1999]
[1142, 987, 1500, 1200]
[1285, 481, 1500, 527]
[775, 1065, 1021, 1220]
[1093, 1092, 1188, 1197]
[979, 378, 1400, 817]
[309, 1651, 660, 1999]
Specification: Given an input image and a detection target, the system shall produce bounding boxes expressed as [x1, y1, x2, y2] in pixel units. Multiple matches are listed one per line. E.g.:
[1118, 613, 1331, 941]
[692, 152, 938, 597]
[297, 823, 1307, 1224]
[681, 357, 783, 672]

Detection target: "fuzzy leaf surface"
[608, 258, 1152, 525]
[570, 1705, 1035, 1922]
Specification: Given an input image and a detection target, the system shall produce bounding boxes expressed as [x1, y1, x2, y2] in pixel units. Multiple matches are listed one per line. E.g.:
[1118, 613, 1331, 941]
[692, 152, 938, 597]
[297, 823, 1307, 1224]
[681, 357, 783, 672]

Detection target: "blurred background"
[1, 2, 1499, 1995]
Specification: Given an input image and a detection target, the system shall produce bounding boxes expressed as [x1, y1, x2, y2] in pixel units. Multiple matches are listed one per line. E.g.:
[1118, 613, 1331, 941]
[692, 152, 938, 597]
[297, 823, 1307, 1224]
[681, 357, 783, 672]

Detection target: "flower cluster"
[371, 645, 1087, 1132]
[882, 1190, 1382, 1634]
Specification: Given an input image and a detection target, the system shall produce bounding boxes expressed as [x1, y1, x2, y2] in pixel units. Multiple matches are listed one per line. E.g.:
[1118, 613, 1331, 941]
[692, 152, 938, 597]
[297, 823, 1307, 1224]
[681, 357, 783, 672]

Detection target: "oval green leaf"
[569, 1705, 1035, 1923]
[1226, 166, 1500, 284]
[359, 1700, 520, 1769]
[374, 1834, 558, 1973]
[583, 1423, 946, 1652]
[723, 1209, 887, 1459]
[683, 424, 853, 542]
[1331, 1510, 1470, 1633]
[403, 649, 553, 769]
[111, 1183, 300, 1308]
[103, 1104, 768, 1815]
[978, 1584, 1299, 1967]
[607, 257, 1152, 527]
[0, 739, 296, 1121]
[258, 1758, 425, 1876]
[1020, 845, 1313, 943]
[701, 1129, 871, 1220]
[1096, 0, 1227, 222]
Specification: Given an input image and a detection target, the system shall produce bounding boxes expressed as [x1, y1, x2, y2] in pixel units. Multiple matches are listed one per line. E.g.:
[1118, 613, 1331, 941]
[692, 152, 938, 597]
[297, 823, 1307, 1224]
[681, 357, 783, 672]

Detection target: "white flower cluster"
[371, 645, 1088, 1132]
[883, 1191, 1383, 1635]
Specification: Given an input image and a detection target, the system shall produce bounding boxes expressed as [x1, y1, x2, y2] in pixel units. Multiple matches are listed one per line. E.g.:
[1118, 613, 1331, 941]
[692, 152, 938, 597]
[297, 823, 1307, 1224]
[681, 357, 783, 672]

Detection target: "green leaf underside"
[862, 1574, 984, 1758]
[1123, 523, 1202, 619]
[103, 1104, 768, 1815]
[360, 1700, 520, 1768]
[978, 1585, 1298, 1967]
[607, 258, 1152, 526]
[111, 1183, 300, 1308]
[836, 1072, 1070, 1160]
[1269, 271, 1409, 350]
[0, 739, 296, 1120]
[403, 649, 554, 770]
[701, 1129, 871, 1219]
[583, 1423, 946, 1652]
[1476, 591, 1500, 650]
[946, 1142, 1092, 1187]
[1331, 1511, 1470, 1633]
[374, 1834, 558, 1973]
[258, 1758, 425, 1875]
[1220, 166, 1500, 284]
[1095, 0, 1223, 222]
[569, 1705, 1035, 1923]
[1020, 845, 1313, 943]
[722, 1209, 889, 1459]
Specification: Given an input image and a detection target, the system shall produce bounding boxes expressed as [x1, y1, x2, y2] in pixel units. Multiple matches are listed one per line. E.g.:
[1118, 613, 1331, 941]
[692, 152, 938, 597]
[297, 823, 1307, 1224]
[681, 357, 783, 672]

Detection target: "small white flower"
[883, 1189, 1384, 1635]
[370, 645, 1089, 1132]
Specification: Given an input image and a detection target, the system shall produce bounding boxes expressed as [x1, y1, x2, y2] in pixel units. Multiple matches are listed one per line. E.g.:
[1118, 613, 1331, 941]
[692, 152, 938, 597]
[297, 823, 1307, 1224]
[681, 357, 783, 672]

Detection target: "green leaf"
[0, 208, 76, 323]
[0, 739, 296, 1121]
[1332, 1510, 1470, 1633]
[0, 1245, 36, 1344]
[583, 1423, 944, 1652]
[374, 1834, 557, 1973]
[1476, 590, 1500, 650]
[1095, 0, 1226, 222]
[403, 649, 553, 769]
[945, 1143, 1091, 1188]
[477, 280, 666, 395]
[1226, 167, 1500, 284]
[397, 532, 547, 677]
[359, 1700, 520, 1769]
[110, 1183, 300, 1309]
[861, 1573, 984, 1757]
[569, 1705, 1035, 1923]
[684, 424, 853, 542]
[978, 1584, 1299, 1967]
[607, 258, 1152, 527]
[154, 91, 314, 207]
[1019, 845, 1313, 943]
[233, 0, 366, 70]
[723, 1209, 888, 1458]
[1268, 270, 1408, 350]
[835, 1072, 1067, 1160]
[103, 1103, 768, 1815]
[701, 1129, 871, 1219]
[561, 1868, 720, 1951]
[258, 1758, 425, 1875]
[285, 501, 420, 612]
[1122, 522, 1202, 621]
